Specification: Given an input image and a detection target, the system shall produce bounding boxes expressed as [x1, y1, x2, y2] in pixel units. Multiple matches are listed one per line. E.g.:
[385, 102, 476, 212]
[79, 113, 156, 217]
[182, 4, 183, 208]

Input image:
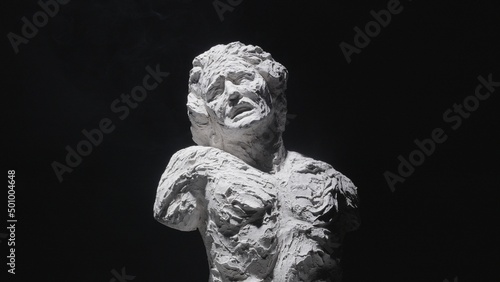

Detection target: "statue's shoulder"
[285, 151, 358, 206]
[285, 151, 360, 231]
[285, 151, 338, 176]
[170, 145, 220, 160]
[167, 146, 226, 167]
[164, 146, 241, 178]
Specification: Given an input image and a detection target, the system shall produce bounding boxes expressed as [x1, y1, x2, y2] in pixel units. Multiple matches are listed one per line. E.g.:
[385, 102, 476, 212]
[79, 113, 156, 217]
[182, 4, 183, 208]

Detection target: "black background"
[2, 0, 499, 281]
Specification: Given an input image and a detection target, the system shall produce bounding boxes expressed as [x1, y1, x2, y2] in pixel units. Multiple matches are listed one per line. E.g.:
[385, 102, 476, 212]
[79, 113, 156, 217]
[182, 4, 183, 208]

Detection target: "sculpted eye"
[207, 88, 223, 102]
[206, 76, 225, 102]
[231, 72, 254, 85]
[239, 73, 254, 83]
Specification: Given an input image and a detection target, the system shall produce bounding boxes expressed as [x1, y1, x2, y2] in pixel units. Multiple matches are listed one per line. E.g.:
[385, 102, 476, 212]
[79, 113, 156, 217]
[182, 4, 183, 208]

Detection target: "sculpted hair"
[186, 41, 288, 146]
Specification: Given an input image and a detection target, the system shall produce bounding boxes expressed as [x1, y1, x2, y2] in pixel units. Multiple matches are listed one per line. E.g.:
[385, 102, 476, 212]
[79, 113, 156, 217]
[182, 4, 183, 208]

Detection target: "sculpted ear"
[187, 93, 211, 146]
[187, 65, 213, 146]
[256, 60, 288, 96]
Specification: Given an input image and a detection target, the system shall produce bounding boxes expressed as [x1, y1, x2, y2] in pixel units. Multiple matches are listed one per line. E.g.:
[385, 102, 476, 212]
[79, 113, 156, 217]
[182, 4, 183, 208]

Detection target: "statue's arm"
[331, 171, 360, 234]
[153, 146, 210, 231]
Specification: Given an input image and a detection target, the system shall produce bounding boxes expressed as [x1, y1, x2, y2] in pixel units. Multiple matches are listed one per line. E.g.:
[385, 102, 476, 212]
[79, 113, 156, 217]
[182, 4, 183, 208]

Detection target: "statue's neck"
[246, 137, 286, 173]
[212, 124, 286, 173]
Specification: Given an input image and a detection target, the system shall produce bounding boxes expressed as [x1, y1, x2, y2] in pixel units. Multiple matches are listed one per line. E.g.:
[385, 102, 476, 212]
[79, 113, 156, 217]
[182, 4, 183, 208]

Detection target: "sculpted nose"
[229, 91, 242, 105]
[226, 82, 242, 106]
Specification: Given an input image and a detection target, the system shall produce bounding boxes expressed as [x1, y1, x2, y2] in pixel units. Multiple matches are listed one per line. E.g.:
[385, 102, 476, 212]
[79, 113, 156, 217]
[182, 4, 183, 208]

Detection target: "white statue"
[154, 42, 360, 282]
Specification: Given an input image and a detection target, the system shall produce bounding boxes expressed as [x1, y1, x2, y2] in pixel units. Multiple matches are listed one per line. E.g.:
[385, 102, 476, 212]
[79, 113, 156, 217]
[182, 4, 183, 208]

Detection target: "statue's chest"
[206, 164, 277, 236]
[206, 162, 335, 233]
[277, 169, 337, 223]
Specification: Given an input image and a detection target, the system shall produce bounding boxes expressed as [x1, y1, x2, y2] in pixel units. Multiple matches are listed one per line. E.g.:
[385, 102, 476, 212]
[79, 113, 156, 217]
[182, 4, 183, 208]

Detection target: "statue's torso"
[199, 147, 343, 282]
[155, 146, 357, 282]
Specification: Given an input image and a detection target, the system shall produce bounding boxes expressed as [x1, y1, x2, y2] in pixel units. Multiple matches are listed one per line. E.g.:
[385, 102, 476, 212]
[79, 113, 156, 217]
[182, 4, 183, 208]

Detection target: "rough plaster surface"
[154, 42, 360, 281]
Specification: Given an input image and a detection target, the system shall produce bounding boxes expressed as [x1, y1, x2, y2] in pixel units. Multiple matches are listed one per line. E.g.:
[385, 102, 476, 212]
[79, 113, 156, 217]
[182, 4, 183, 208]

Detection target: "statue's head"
[186, 42, 288, 149]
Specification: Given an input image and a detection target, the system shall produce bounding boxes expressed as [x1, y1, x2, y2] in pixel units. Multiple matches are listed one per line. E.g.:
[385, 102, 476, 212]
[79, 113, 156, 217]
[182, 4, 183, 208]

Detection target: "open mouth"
[229, 103, 255, 119]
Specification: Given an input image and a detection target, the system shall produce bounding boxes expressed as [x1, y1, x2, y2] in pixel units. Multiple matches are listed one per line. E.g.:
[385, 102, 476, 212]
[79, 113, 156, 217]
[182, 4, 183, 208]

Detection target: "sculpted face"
[200, 59, 273, 129]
